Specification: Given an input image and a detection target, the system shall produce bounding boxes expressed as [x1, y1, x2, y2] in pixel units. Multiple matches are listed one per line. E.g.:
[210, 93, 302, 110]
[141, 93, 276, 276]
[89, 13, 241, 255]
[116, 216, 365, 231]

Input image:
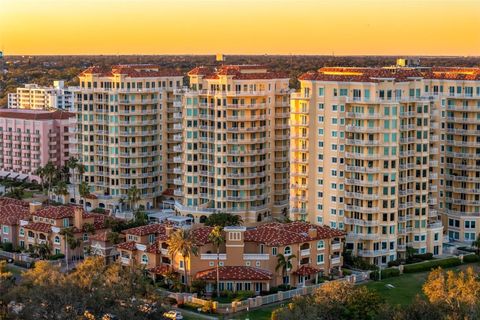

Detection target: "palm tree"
[66, 157, 78, 198]
[127, 186, 141, 212]
[60, 227, 82, 270]
[5, 187, 24, 200]
[276, 253, 296, 285]
[208, 226, 225, 297]
[78, 181, 90, 210]
[53, 181, 69, 204]
[167, 229, 199, 292]
[34, 242, 52, 260]
[106, 231, 121, 245]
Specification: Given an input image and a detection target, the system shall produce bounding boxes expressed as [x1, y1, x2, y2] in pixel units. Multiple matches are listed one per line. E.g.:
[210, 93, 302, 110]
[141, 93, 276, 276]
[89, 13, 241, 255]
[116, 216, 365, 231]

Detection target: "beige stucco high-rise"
[291, 67, 446, 265]
[72, 65, 183, 212]
[173, 65, 290, 225]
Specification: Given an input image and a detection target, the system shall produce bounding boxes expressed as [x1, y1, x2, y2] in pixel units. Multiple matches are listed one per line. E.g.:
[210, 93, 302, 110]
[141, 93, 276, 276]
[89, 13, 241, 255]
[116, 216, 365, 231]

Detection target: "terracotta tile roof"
[116, 241, 137, 251]
[80, 65, 183, 78]
[122, 224, 166, 237]
[146, 242, 160, 254]
[195, 266, 272, 281]
[425, 67, 480, 81]
[0, 109, 74, 120]
[148, 265, 170, 275]
[24, 222, 53, 233]
[34, 206, 76, 219]
[299, 67, 424, 83]
[89, 229, 110, 242]
[244, 221, 344, 246]
[0, 197, 29, 207]
[293, 265, 321, 276]
[0, 205, 30, 226]
[191, 226, 213, 245]
[188, 65, 289, 80]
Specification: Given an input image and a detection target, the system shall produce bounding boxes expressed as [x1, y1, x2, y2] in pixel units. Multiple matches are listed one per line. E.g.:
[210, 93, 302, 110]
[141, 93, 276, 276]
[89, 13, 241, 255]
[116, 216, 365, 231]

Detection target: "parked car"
[163, 310, 183, 319]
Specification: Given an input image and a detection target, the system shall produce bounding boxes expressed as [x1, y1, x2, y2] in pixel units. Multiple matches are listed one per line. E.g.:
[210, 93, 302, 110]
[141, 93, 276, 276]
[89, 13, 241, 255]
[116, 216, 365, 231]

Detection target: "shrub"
[91, 208, 106, 214]
[234, 290, 254, 301]
[201, 300, 215, 313]
[403, 257, 462, 273]
[412, 253, 434, 261]
[342, 268, 352, 276]
[370, 267, 400, 280]
[163, 297, 177, 306]
[14, 260, 35, 269]
[277, 284, 295, 291]
[458, 246, 477, 253]
[48, 253, 65, 260]
[463, 254, 480, 263]
[387, 259, 405, 267]
[0, 242, 14, 252]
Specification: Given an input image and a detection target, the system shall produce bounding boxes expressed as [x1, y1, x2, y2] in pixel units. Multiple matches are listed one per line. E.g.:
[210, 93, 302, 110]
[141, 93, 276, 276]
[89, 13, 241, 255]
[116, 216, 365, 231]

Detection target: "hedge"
[48, 253, 65, 260]
[13, 260, 35, 269]
[403, 257, 462, 273]
[370, 267, 401, 280]
[463, 254, 480, 263]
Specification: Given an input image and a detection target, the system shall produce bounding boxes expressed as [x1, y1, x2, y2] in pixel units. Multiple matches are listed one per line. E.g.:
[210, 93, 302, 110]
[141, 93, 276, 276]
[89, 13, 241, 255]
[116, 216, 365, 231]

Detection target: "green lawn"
[364, 262, 480, 306]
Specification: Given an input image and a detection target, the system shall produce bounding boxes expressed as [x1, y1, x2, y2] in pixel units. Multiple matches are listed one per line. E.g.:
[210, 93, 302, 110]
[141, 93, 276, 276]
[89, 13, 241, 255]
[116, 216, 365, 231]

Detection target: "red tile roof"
[80, 65, 183, 78]
[24, 222, 53, 233]
[293, 265, 321, 276]
[116, 241, 137, 251]
[195, 266, 272, 281]
[188, 65, 289, 80]
[0, 197, 29, 207]
[0, 205, 30, 226]
[148, 265, 170, 275]
[426, 67, 480, 81]
[34, 206, 76, 219]
[244, 221, 344, 246]
[299, 67, 424, 83]
[0, 109, 74, 120]
[191, 226, 214, 245]
[122, 224, 167, 237]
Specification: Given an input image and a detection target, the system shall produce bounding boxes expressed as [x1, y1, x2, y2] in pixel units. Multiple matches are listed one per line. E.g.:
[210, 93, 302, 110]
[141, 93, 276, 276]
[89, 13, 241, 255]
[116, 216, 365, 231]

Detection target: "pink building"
[0, 109, 75, 182]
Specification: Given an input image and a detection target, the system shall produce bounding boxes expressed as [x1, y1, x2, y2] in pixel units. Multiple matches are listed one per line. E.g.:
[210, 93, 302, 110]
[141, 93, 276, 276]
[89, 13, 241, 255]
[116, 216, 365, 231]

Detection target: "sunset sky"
[0, 0, 479, 55]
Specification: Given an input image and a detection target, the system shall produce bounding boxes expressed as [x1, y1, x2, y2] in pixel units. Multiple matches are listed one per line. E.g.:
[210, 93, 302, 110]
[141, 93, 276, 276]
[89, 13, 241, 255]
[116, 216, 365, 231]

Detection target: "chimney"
[308, 227, 318, 239]
[165, 225, 174, 237]
[73, 206, 84, 230]
[29, 201, 42, 214]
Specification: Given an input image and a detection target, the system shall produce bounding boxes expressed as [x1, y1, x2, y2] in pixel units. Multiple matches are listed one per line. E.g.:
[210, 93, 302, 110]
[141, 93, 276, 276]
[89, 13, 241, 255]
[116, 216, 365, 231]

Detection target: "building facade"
[0, 109, 75, 182]
[172, 65, 290, 225]
[290, 66, 446, 265]
[116, 221, 344, 292]
[8, 81, 75, 110]
[71, 65, 183, 212]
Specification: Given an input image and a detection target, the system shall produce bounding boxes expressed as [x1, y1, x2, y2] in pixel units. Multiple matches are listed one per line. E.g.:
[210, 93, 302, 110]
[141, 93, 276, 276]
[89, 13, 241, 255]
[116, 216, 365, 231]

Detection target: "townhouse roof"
[89, 229, 110, 242]
[148, 265, 170, 275]
[33, 205, 77, 219]
[0, 197, 29, 207]
[244, 221, 344, 246]
[188, 65, 289, 80]
[195, 266, 272, 281]
[23, 222, 53, 233]
[293, 265, 322, 276]
[116, 241, 137, 251]
[79, 65, 183, 78]
[191, 226, 214, 245]
[298, 66, 480, 83]
[122, 223, 167, 237]
[0, 205, 30, 226]
[0, 109, 74, 120]
[298, 67, 425, 83]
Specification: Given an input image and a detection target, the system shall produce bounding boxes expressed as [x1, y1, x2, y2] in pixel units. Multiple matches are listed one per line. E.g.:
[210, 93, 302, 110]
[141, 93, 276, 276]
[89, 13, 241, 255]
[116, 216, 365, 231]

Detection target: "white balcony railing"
[243, 254, 270, 260]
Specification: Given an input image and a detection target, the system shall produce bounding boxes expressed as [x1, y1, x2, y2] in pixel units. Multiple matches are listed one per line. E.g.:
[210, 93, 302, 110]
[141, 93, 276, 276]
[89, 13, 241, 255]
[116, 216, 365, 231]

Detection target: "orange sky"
[0, 0, 479, 55]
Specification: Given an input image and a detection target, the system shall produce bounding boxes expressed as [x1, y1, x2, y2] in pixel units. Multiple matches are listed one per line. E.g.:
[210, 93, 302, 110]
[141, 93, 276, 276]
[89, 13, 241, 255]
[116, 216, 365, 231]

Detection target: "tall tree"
[78, 181, 90, 210]
[207, 226, 225, 297]
[167, 229, 198, 292]
[53, 180, 69, 203]
[275, 253, 296, 285]
[127, 185, 141, 212]
[204, 212, 243, 228]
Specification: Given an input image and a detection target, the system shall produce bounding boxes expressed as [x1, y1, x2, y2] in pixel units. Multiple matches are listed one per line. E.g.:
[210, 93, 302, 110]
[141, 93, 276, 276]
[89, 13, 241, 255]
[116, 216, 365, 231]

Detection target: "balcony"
[331, 242, 341, 251]
[331, 256, 341, 265]
[174, 189, 183, 197]
[200, 253, 227, 260]
[120, 257, 130, 265]
[300, 249, 311, 256]
[243, 254, 269, 260]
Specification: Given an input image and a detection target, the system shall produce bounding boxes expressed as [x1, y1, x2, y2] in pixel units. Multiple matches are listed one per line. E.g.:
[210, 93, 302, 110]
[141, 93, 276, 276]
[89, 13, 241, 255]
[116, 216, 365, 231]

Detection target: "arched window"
[54, 236, 60, 244]
[19, 228, 24, 236]
[317, 240, 325, 250]
[284, 246, 291, 255]
[141, 254, 148, 264]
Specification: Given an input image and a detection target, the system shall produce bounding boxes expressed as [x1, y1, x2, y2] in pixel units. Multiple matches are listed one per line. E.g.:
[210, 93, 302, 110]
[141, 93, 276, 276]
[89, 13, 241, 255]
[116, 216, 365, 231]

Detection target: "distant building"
[8, 81, 75, 110]
[0, 109, 75, 182]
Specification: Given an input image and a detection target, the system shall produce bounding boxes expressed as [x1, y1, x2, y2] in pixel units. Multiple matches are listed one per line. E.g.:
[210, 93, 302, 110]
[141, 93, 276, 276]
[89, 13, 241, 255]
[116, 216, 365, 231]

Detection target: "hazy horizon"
[1, 0, 479, 56]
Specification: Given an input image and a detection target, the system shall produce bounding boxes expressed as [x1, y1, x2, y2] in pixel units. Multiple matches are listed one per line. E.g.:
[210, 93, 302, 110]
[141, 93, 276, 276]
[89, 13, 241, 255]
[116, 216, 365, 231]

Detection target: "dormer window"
[148, 234, 155, 244]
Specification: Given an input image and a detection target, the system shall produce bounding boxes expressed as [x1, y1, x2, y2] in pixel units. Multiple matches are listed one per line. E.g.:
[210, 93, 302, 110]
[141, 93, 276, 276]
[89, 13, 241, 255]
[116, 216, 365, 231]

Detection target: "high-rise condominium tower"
[172, 65, 290, 225]
[290, 66, 449, 265]
[72, 65, 183, 212]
